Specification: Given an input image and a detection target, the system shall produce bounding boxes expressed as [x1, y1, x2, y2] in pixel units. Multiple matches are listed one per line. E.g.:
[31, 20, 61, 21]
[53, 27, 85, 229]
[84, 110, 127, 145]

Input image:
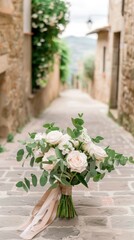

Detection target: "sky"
[63, 0, 109, 37]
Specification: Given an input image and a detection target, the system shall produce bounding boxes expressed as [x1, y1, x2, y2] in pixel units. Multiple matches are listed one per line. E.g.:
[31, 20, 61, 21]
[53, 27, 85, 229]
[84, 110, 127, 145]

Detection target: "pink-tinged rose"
[88, 142, 107, 161]
[42, 148, 56, 171]
[66, 150, 88, 173]
[60, 134, 71, 143]
[46, 131, 63, 145]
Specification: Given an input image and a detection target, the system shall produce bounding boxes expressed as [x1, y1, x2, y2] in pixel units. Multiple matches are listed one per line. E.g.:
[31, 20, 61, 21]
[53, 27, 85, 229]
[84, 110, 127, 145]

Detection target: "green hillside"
[63, 36, 96, 74]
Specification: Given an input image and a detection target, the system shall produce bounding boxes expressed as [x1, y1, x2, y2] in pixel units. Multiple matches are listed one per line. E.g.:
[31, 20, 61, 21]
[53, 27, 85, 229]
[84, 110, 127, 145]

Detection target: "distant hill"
[63, 36, 96, 75]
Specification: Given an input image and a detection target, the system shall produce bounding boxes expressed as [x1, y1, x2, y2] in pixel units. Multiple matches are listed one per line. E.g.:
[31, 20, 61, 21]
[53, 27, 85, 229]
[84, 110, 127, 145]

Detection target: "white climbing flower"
[38, 10, 43, 14]
[32, 14, 38, 19]
[37, 42, 42, 47]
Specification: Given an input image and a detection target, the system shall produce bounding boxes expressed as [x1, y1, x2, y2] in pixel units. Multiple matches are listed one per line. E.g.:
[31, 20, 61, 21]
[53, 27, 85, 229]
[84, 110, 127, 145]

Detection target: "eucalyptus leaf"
[35, 157, 43, 163]
[67, 127, 76, 139]
[17, 149, 24, 162]
[76, 173, 88, 188]
[24, 178, 30, 189]
[55, 147, 63, 159]
[92, 136, 104, 143]
[16, 181, 23, 188]
[31, 174, 37, 187]
[40, 173, 47, 186]
[29, 132, 36, 139]
[30, 157, 35, 167]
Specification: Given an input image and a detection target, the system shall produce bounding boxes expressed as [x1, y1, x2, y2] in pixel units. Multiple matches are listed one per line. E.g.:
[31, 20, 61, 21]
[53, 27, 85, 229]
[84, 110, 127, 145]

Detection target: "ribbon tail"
[19, 186, 61, 240]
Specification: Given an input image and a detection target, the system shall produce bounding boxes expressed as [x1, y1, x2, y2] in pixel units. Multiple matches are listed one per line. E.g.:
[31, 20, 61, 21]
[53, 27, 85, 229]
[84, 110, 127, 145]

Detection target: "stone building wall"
[118, 0, 134, 135]
[0, 0, 31, 137]
[0, 0, 60, 138]
[30, 56, 60, 117]
[93, 31, 110, 104]
[108, 0, 124, 109]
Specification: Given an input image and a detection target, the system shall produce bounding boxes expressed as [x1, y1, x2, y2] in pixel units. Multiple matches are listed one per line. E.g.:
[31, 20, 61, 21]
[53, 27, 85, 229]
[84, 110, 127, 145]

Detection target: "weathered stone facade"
[0, 0, 31, 137]
[0, 0, 60, 138]
[119, 0, 134, 135]
[92, 29, 110, 104]
[108, 0, 124, 109]
[90, 0, 134, 135]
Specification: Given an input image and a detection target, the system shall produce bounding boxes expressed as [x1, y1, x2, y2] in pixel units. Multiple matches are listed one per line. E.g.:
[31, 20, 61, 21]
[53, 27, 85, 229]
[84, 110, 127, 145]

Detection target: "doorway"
[110, 32, 121, 109]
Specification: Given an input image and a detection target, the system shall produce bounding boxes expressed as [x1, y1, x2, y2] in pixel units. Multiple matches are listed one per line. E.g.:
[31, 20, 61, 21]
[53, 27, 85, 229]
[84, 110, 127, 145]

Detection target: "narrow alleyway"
[0, 89, 134, 240]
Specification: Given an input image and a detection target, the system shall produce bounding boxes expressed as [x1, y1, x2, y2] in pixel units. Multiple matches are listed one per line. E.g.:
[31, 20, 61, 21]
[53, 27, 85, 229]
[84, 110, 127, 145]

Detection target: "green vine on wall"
[32, 0, 70, 90]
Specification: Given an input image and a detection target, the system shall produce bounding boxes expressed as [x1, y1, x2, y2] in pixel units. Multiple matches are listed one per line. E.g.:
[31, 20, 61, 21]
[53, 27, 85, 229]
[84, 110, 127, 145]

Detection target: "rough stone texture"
[0, 90, 134, 240]
[42, 227, 80, 240]
[93, 31, 110, 104]
[0, 0, 31, 137]
[0, 1, 60, 138]
[119, 0, 134, 136]
[92, 0, 134, 137]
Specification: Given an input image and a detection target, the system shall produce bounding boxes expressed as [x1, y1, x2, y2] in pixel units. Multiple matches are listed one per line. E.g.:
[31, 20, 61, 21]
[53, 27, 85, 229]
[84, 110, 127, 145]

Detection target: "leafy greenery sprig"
[16, 114, 134, 192]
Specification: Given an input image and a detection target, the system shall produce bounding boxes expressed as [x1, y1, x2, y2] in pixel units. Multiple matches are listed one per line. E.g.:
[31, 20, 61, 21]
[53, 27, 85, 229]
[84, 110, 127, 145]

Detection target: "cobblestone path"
[0, 90, 134, 240]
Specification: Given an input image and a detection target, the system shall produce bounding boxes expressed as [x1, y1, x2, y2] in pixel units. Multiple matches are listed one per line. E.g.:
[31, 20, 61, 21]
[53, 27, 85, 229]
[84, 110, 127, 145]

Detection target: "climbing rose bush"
[32, 0, 70, 89]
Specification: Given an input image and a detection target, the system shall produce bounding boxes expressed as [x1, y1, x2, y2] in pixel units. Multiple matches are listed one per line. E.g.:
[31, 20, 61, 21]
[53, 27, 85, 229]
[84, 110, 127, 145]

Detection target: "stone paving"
[0, 89, 134, 240]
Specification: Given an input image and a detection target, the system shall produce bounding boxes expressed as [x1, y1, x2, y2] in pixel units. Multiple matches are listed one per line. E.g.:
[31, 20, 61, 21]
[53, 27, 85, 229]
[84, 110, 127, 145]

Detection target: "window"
[103, 46, 106, 73]
[122, 0, 125, 16]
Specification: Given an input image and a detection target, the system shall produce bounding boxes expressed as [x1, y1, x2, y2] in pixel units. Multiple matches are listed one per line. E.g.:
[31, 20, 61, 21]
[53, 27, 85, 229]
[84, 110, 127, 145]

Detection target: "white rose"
[42, 148, 57, 171]
[60, 134, 71, 142]
[34, 148, 43, 159]
[78, 128, 92, 143]
[58, 134, 74, 155]
[88, 142, 107, 161]
[34, 132, 46, 141]
[34, 133, 46, 141]
[66, 150, 88, 173]
[46, 131, 63, 145]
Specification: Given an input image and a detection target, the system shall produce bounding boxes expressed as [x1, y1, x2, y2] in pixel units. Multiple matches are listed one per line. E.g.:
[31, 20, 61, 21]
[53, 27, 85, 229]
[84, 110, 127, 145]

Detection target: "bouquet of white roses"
[16, 114, 134, 239]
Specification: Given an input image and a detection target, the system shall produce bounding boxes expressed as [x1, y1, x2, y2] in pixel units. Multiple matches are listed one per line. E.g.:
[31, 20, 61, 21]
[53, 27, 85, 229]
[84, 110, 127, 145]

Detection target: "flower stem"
[57, 194, 77, 218]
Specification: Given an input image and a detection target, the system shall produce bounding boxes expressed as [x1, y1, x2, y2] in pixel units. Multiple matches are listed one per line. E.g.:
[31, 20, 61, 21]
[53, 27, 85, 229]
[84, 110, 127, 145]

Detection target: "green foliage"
[58, 40, 70, 84]
[43, 122, 60, 133]
[92, 136, 104, 143]
[31, 0, 70, 89]
[0, 145, 6, 153]
[16, 113, 134, 192]
[31, 174, 38, 187]
[83, 55, 95, 81]
[7, 133, 14, 143]
[16, 149, 24, 161]
[67, 114, 84, 139]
